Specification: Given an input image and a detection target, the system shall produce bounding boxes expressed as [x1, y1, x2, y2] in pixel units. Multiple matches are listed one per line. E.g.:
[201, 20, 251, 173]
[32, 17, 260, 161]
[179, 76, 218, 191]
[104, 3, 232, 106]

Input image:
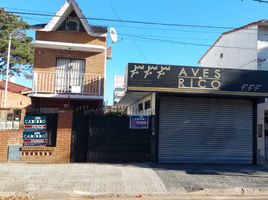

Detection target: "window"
[138, 103, 143, 111]
[220, 53, 224, 59]
[57, 11, 86, 32]
[144, 100, 151, 110]
[56, 58, 85, 93]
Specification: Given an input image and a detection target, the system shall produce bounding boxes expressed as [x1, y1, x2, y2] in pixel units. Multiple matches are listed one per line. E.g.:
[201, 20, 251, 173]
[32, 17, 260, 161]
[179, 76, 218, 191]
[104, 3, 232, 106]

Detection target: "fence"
[71, 111, 152, 163]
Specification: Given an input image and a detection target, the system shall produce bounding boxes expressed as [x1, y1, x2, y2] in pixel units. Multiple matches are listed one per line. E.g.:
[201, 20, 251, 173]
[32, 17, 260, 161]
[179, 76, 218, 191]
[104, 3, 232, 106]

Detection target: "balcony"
[30, 72, 103, 99]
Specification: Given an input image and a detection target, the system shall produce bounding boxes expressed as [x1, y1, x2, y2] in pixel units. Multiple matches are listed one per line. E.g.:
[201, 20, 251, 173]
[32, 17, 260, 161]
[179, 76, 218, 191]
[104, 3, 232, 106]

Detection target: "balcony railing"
[32, 72, 103, 97]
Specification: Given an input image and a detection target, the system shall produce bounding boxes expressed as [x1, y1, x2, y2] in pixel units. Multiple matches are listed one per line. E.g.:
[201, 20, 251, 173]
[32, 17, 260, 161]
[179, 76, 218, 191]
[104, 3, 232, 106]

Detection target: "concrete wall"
[200, 26, 258, 70]
[257, 26, 268, 71]
[127, 93, 156, 115]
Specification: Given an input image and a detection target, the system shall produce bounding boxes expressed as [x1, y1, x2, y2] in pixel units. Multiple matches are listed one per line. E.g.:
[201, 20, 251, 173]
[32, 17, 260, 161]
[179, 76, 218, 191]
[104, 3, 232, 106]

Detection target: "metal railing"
[32, 72, 103, 96]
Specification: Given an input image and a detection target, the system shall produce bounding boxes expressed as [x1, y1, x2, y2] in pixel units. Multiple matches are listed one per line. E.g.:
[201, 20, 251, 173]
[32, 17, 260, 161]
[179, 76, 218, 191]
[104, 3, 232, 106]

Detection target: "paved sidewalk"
[0, 163, 167, 195]
[0, 163, 268, 199]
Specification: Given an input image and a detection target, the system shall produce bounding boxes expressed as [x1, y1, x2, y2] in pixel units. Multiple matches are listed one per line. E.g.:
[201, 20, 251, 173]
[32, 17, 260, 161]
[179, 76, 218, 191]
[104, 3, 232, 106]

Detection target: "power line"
[252, 0, 268, 3]
[7, 10, 240, 30]
[121, 33, 265, 51]
[106, 0, 148, 61]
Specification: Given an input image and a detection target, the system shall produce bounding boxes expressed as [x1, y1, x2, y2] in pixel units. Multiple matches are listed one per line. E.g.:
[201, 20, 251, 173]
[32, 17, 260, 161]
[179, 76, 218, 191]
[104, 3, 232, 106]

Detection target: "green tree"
[0, 8, 34, 79]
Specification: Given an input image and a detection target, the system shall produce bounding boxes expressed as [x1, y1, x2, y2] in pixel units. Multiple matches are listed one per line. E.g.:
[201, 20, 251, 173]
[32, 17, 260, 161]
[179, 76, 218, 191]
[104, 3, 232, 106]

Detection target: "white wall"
[257, 26, 268, 71]
[200, 26, 258, 70]
[257, 99, 268, 162]
[127, 93, 156, 115]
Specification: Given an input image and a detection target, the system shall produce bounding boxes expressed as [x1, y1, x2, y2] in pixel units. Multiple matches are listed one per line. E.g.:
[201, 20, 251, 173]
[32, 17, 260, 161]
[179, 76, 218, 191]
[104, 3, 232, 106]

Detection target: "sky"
[1, 0, 268, 105]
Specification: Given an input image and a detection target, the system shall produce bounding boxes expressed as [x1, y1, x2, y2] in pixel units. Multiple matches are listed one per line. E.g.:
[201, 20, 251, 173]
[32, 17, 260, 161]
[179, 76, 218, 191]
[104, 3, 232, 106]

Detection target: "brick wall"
[0, 132, 8, 162]
[21, 109, 73, 163]
[0, 108, 26, 162]
[34, 48, 105, 75]
[0, 109, 74, 163]
[36, 31, 106, 46]
[0, 127, 24, 162]
[34, 31, 106, 75]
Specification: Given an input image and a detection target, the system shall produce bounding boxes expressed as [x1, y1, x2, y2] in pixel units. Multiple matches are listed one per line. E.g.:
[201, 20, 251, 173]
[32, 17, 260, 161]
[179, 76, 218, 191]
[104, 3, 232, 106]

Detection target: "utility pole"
[4, 34, 12, 108]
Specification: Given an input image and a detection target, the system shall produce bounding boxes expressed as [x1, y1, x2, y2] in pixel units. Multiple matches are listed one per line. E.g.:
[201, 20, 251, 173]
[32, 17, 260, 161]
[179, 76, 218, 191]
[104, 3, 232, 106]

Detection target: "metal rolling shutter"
[159, 96, 253, 164]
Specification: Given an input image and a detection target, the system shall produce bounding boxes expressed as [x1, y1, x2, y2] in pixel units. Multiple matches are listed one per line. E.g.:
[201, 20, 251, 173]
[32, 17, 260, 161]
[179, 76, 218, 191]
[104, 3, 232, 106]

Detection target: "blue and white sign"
[23, 116, 47, 146]
[129, 115, 149, 129]
[23, 131, 47, 140]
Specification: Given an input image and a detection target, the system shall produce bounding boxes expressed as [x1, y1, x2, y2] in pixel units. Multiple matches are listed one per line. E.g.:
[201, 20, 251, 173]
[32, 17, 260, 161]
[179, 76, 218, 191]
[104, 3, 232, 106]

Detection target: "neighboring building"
[199, 20, 268, 163]
[0, 80, 31, 130]
[199, 20, 268, 70]
[119, 63, 268, 164]
[0, 80, 31, 109]
[30, 0, 108, 112]
[113, 75, 125, 104]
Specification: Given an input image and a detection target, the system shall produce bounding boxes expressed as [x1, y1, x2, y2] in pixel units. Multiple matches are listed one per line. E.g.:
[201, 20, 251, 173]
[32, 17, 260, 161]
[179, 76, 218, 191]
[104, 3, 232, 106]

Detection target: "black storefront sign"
[127, 63, 268, 97]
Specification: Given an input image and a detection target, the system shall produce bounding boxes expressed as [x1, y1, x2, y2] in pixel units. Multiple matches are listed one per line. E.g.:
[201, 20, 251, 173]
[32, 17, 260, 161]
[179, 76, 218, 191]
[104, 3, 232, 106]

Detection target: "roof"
[0, 81, 31, 94]
[198, 20, 268, 64]
[40, 0, 107, 37]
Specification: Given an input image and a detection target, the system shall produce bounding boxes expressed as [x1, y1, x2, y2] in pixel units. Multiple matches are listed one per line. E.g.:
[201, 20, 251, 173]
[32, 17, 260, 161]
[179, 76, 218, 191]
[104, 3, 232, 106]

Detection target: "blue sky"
[1, 0, 268, 104]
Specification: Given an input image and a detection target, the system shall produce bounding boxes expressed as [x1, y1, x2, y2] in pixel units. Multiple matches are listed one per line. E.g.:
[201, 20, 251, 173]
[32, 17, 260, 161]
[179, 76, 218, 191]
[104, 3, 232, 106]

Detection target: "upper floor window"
[144, 100, 151, 110]
[57, 11, 86, 32]
[138, 103, 143, 111]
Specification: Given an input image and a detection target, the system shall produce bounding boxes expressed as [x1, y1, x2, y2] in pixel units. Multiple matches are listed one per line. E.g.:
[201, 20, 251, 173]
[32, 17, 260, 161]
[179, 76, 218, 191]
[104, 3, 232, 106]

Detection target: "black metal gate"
[71, 111, 152, 163]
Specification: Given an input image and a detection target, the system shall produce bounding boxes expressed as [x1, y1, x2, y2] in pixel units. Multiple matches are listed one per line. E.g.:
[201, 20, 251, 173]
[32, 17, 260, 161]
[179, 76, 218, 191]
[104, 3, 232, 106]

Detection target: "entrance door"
[56, 58, 85, 93]
[159, 96, 253, 164]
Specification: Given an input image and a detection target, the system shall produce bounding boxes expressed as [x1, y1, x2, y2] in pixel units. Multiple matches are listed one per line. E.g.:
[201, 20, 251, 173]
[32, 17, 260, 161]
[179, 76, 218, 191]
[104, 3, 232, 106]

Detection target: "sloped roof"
[198, 20, 268, 64]
[41, 0, 107, 37]
[0, 80, 31, 94]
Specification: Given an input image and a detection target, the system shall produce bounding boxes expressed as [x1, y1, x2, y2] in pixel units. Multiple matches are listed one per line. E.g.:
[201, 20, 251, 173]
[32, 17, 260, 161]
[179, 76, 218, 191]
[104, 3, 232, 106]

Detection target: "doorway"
[56, 58, 85, 93]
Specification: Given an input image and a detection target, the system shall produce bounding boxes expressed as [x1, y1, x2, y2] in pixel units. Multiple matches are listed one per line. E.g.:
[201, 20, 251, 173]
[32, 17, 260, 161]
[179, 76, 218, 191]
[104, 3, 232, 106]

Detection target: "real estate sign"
[129, 115, 149, 129]
[23, 116, 47, 146]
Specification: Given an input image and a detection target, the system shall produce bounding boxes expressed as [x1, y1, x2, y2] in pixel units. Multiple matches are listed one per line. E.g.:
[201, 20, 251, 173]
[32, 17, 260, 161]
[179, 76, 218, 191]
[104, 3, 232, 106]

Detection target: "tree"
[0, 8, 34, 79]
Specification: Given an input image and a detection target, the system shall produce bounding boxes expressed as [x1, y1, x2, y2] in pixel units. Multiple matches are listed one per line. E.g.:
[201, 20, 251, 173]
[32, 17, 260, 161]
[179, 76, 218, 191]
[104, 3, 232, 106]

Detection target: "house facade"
[113, 75, 125, 105]
[30, 0, 108, 112]
[0, 0, 111, 163]
[199, 20, 268, 163]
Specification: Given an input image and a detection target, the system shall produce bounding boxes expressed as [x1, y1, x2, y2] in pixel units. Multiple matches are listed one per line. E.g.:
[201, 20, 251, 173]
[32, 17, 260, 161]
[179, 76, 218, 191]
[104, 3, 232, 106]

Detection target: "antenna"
[110, 27, 118, 43]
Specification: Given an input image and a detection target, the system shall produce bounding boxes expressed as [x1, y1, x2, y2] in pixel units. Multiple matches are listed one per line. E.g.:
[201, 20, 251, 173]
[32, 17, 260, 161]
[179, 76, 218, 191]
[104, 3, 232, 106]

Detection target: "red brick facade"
[0, 109, 74, 163]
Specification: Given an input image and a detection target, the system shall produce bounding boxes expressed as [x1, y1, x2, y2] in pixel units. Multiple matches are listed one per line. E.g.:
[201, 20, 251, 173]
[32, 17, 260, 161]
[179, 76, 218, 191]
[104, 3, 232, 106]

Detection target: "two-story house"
[30, 0, 108, 112]
[199, 20, 268, 163]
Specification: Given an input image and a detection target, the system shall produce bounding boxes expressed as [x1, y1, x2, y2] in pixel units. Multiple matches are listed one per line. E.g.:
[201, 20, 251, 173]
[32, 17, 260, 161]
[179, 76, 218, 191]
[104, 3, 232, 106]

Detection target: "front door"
[56, 58, 85, 93]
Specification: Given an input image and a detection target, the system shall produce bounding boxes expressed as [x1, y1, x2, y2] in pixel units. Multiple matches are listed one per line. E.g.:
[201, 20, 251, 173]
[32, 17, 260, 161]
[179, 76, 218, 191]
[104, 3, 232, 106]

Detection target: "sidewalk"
[0, 163, 268, 199]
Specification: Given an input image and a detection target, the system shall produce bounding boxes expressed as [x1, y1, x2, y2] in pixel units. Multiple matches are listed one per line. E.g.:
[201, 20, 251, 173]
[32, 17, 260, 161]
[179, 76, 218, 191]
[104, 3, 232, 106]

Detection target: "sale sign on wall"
[23, 116, 47, 146]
